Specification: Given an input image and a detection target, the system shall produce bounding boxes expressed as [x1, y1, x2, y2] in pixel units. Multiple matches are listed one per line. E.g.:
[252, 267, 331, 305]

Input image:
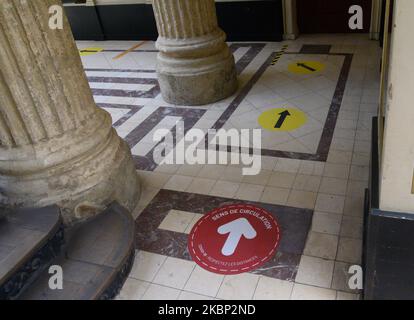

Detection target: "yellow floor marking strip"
[113, 41, 147, 60]
[271, 44, 288, 66]
[79, 47, 103, 57]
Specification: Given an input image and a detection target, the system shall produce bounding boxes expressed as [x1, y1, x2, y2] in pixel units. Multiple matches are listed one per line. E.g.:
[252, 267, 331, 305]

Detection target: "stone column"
[152, 0, 237, 106]
[0, 0, 140, 224]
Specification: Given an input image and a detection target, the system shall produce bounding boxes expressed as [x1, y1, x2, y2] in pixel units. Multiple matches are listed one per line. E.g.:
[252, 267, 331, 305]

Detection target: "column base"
[0, 112, 141, 225]
[157, 44, 238, 106]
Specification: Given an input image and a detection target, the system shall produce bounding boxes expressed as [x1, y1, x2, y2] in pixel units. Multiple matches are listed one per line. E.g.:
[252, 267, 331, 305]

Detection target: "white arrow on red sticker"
[217, 218, 257, 256]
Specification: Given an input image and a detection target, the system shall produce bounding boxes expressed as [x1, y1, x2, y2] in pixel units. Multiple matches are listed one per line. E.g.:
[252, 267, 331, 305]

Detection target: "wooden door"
[297, 0, 372, 33]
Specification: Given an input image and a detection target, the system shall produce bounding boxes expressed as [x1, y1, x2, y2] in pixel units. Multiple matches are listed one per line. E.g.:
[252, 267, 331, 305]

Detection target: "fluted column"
[152, 0, 237, 105]
[0, 0, 140, 224]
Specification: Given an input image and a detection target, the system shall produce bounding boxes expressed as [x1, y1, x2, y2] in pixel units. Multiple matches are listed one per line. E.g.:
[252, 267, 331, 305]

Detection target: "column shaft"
[0, 0, 140, 224]
[152, 0, 237, 106]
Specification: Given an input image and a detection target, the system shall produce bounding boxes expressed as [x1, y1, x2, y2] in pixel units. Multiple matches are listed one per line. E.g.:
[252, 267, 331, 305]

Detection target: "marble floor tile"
[129, 251, 167, 282]
[142, 283, 181, 300]
[184, 266, 225, 297]
[304, 232, 339, 260]
[216, 273, 260, 300]
[336, 237, 362, 264]
[117, 278, 150, 300]
[153, 257, 196, 289]
[158, 210, 196, 233]
[311, 212, 342, 235]
[295, 255, 335, 288]
[291, 283, 336, 300]
[253, 277, 294, 300]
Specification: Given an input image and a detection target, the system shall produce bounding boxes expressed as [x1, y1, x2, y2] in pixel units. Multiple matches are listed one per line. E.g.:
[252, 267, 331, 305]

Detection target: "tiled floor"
[78, 33, 380, 300]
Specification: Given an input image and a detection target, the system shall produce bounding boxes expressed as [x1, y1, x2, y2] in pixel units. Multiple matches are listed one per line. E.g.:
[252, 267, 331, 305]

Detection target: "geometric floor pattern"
[77, 33, 380, 300]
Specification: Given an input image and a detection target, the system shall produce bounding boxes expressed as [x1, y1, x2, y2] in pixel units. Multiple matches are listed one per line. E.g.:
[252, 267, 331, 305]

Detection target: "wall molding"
[370, 0, 383, 40]
[282, 0, 299, 40]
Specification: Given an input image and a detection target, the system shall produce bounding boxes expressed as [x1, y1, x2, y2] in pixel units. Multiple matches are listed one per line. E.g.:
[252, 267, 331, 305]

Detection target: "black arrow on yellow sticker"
[296, 63, 316, 72]
[80, 49, 99, 53]
[274, 110, 291, 128]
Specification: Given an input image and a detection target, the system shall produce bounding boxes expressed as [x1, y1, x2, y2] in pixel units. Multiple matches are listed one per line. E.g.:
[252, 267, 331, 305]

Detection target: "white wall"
[380, 0, 414, 214]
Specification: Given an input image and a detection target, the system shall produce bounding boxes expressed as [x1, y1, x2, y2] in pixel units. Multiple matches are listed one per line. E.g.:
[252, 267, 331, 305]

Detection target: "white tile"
[336, 291, 360, 300]
[260, 186, 290, 205]
[242, 170, 272, 185]
[158, 209, 196, 233]
[164, 175, 194, 192]
[198, 165, 227, 180]
[295, 255, 334, 288]
[219, 166, 244, 183]
[155, 164, 181, 174]
[117, 278, 150, 300]
[349, 165, 369, 182]
[292, 175, 321, 192]
[315, 194, 345, 214]
[176, 164, 204, 177]
[274, 158, 301, 173]
[235, 183, 264, 201]
[311, 212, 342, 235]
[352, 152, 370, 166]
[304, 232, 338, 260]
[184, 214, 203, 234]
[129, 251, 167, 282]
[216, 273, 259, 300]
[287, 190, 317, 209]
[178, 291, 214, 300]
[298, 161, 325, 176]
[319, 177, 348, 196]
[343, 196, 364, 217]
[323, 163, 350, 179]
[340, 216, 363, 239]
[291, 284, 336, 300]
[186, 177, 216, 195]
[267, 171, 296, 188]
[331, 261, 357, 293]
[142, 283, 181, 300]
[138, 171, 171, 189]
[346, 180, 367, 197]
[253, 276, 293, 300]
[337, 237, 362, 264]
[331, 138, 354, 152]
[184, 266, 224, 297]
[153, 257, 196, 289]
[209, 180, 240, 198]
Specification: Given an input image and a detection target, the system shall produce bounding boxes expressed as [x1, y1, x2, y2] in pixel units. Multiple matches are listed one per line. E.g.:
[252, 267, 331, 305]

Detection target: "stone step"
[19, 203, 135, 300]
[0, 206, 63, 300]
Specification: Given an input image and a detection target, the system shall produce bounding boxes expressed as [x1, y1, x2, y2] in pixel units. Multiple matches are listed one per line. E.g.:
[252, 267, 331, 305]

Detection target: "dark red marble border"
[124, 107, 206, 171]
[135, 189, 313, 282]
[96, 103, 142, 128]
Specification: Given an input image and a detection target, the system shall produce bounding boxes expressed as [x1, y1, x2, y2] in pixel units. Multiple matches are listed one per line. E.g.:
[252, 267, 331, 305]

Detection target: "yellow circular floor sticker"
[258, 108, 307, 132]
[288, 61, 325, 75]
[79, 47, 103, 57]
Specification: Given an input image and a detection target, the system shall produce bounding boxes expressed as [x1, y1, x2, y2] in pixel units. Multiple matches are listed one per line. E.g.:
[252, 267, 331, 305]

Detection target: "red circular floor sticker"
[188, 204, 281, 275]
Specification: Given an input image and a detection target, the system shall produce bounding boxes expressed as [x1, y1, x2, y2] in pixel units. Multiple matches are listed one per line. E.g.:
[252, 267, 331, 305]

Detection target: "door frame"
[282, 0, 383, 39]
